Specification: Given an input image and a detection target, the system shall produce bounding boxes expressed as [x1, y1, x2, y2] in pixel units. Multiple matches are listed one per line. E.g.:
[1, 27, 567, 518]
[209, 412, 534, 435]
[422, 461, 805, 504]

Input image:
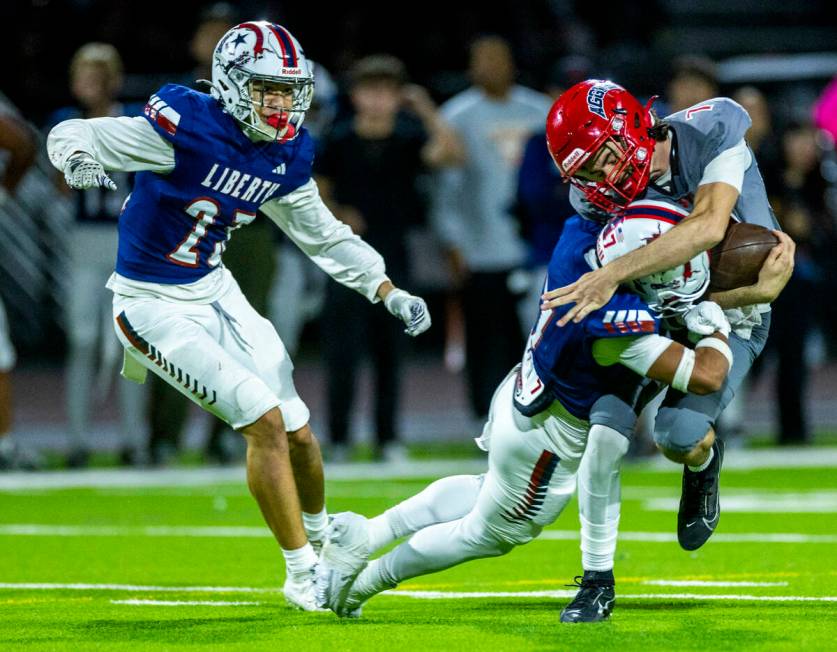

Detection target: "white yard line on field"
[644, 492, 837, 513]
[643, 580, 789, 587]
[0, 524, 270, 538]
[386, 590, 837, 603]
[0, 583, 279, 592]
[1, 524, 834, 544]
[3, 583, 834, 604]
[111, 599, 261, 606]
[0, 447, 835, 490]
[537, 530, 837, 544]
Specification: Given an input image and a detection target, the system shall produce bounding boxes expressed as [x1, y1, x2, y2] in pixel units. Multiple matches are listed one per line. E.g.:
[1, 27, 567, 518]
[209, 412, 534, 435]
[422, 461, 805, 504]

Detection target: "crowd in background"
[0, 1, 836, 469]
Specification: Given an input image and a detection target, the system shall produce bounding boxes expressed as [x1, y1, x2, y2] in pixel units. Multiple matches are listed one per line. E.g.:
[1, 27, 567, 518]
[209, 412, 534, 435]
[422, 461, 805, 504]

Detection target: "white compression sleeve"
[578, 425, 630, 571]
[261, 180, 389, 304]
[47, 116, 175, 173]
[367, 474, 483, 552]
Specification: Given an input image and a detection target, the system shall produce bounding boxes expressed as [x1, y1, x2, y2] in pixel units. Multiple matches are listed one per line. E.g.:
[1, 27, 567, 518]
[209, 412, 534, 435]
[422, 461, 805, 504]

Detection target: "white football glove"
[384, 289, 431, 337]
[685, 301, 731, 338]
[64, 153, 117, 191]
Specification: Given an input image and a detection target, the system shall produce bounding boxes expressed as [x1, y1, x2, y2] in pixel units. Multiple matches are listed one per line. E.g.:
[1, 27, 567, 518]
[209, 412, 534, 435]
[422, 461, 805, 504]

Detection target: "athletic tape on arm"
[671, 347, 696, 393]
[695, 336, 734, 368]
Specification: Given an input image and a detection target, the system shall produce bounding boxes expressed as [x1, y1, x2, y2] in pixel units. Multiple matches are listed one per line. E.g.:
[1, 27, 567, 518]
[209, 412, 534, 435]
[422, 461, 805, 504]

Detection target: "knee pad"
[589, 394, 638, 440]
[654, 407, 711, 454]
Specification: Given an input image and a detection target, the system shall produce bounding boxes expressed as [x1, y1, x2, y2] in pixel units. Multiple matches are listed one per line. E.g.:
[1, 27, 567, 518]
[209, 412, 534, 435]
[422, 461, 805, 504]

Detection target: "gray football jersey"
[570, 97, 780, 230]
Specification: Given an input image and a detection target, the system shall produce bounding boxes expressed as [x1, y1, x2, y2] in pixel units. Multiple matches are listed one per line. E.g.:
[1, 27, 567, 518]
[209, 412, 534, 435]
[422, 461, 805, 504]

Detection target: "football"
[708, 222, 779, 291]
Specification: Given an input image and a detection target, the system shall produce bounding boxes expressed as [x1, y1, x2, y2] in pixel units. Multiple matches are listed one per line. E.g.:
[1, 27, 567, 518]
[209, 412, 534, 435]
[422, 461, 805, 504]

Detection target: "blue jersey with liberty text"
[514, 216, 662, 420]
[116, 84, 315, 283]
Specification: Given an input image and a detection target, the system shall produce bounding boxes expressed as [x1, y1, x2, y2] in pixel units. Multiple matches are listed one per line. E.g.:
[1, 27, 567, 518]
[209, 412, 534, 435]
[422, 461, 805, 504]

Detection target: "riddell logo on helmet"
[586, 82, 621, 119]
[282, 68, 302, 75]
[561, 147, 587, 172]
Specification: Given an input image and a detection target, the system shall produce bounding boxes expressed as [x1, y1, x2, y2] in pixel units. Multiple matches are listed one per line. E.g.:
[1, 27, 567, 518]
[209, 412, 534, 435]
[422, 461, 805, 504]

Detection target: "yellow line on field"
[401, 571, 804, 590]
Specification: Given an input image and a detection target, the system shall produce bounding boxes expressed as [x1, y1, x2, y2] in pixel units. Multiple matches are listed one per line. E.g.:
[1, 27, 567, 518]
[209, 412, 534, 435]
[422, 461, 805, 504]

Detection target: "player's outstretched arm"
[708, 230, 796, 308]
[47, 116, 175, 190]
[595, 301, 732, 395]
[542, 182, 740, 325]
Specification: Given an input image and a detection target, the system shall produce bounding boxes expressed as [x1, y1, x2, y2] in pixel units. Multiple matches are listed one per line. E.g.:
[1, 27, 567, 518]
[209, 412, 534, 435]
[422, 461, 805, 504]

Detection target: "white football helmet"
[211, 21, 314, 141]
[593, 200, 711, 318]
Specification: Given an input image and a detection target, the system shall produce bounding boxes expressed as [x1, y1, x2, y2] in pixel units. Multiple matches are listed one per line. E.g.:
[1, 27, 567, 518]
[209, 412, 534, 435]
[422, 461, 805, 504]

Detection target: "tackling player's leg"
[317, 373, 586, 617]
[314, 474, 484, 615]
[562, 423, 628, 623]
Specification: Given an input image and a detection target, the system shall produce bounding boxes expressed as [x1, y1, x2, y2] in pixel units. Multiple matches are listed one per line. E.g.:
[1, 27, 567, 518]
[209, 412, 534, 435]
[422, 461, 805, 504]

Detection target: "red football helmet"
[546, 80, 656, 214]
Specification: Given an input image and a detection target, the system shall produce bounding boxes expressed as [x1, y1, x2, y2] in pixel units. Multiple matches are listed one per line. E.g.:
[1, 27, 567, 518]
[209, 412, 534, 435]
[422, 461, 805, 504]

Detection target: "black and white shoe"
[560, 571, 615, 623]
[678, 438, 724, 551]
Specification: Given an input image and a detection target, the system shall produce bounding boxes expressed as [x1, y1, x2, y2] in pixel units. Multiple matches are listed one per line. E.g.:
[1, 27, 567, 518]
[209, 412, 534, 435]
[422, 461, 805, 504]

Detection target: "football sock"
[302, 508, 328, 544]
[687, 446, 714, 473]
[367, 474, 483, 552]
[578, 425, 629, 572]
[282, 542, 317, 577]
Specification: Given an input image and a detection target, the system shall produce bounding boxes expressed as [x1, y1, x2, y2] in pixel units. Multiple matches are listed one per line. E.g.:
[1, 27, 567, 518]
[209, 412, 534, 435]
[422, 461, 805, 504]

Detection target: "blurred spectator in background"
[733, 86, 784, 194]
[270, 61, 338, 357]
[431, 35, 550, 421]
[0, 113, 38, 469]
[813, 75, 837, 144]
[187, 3, 239, 83]
[770, 121, 831, 445]
[667, 54, 719, 113]
[46, 43, 146, 467]
[316, 54, 463, 461]
[513, 56, 592, 328]
[813, 78, 837, 354]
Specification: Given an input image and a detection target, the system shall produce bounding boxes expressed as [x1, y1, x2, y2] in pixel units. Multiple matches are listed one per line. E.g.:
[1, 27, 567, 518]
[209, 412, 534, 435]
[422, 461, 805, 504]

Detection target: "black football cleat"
[677, 438, 725, 551]
[560, 571, 615, 623]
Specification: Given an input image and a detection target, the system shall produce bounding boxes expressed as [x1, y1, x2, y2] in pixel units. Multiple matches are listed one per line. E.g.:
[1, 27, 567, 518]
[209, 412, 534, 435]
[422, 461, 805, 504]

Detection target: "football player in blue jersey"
[313, 202, 735, 618]
[540, 80, 795, 622]
[47, 21, 435, 611]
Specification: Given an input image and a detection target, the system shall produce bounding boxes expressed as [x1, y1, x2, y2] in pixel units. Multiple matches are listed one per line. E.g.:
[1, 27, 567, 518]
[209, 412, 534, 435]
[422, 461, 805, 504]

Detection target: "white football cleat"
[315, 512, 370, 617]
[283, 567, 327, 612]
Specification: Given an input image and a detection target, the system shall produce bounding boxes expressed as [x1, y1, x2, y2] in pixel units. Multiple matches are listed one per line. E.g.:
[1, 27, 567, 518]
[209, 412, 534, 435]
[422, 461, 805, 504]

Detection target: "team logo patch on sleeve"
[144, 95, 181, 136]
[602, 309, 656, 334]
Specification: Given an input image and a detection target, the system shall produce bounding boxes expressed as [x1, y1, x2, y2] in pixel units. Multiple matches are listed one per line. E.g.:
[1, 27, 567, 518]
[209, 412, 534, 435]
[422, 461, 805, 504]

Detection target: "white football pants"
[112, 273, 309, 431]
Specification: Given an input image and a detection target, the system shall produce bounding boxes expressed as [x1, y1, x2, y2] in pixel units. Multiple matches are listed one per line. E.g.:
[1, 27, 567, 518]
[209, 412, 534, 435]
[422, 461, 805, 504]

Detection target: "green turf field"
[1, 455, 836, 651]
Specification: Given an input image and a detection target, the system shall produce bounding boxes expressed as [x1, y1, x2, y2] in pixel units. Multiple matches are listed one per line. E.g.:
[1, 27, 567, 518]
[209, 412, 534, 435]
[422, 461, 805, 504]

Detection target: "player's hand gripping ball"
[709, 222, 779, 291]
[384, 289, 432, 337]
